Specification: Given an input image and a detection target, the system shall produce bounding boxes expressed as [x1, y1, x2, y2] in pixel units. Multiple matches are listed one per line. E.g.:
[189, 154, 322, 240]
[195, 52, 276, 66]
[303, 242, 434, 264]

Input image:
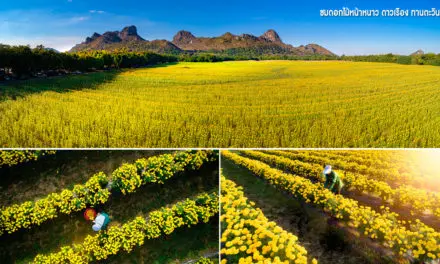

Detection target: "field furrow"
[0, 150, 215, 235]
[32, 191, 219, 263]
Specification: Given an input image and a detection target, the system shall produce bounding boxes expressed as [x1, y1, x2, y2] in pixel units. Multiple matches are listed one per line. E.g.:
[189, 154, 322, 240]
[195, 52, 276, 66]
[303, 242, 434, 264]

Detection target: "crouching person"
[92, 212, 111, 231]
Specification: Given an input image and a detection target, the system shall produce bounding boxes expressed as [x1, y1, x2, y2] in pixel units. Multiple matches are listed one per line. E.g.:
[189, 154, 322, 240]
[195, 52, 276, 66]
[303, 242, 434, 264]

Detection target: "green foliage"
[177, 49, 339, 62]
[179, 53, 232, 62]
[342, 53, 440, 66]
[396, 55, 412, 65]
[0, 43, 339, 79]
[0, 44, 178, 78]
[195, 257, 215, 264]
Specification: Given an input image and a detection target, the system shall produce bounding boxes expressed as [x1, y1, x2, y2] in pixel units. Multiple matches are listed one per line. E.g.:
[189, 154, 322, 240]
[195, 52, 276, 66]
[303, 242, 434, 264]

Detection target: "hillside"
[70, 26, 182, 54]
[70, 26, 334, 56]
[172, 29, 334, 56]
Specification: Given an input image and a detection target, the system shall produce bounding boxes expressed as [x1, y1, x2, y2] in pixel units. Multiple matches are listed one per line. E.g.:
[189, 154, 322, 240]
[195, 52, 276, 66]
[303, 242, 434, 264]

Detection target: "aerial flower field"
[221, 150, 440, 263]
[1, 61, 440, 147]
[0, 150, 219, 263]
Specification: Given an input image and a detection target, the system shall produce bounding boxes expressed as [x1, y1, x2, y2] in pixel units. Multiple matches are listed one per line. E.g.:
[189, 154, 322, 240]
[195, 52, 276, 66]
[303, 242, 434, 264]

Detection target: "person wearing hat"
[321, 165, 344, 194]
[92, 212, 111, 232]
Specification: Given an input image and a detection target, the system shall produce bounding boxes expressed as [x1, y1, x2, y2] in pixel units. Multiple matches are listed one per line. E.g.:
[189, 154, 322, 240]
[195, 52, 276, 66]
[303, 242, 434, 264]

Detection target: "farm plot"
[221, 150, 440, 263]
[0, 150, 219, 264]
[1, 61, 440, 148]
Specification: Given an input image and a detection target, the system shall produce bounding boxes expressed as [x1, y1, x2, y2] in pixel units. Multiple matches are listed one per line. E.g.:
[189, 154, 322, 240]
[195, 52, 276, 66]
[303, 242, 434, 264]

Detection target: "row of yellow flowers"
[0, 150, 216, 236]
[0, 150, 56, 167]
[241, 150, 394, 200]
[221, 175, 317, 264]
[0, 172, 110, 235]
[304, 150, 431, 189]
[222, 150, 440, 262]
[241, 150, 440, 218]
[289, 150, 403, 171]
[270, 150, 413, 185]
[111, 150, 216, 194]
[322, 150, 407, 166]
[33, 192, 219, 263]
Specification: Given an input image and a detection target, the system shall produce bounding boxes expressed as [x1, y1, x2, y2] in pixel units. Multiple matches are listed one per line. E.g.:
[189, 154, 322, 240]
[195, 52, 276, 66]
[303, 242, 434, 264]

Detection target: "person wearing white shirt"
[92, 212, 110, 231]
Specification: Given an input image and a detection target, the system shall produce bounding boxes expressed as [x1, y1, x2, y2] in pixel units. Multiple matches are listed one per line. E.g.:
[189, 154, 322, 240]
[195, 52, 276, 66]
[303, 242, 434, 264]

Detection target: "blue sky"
[0, 0, 439, 54]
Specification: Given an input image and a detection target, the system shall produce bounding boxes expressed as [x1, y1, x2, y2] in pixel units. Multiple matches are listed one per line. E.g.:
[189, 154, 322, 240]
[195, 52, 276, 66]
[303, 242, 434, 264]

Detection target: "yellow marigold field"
[222, 150, 440, 262]
[2, 61, 440, 147]
[221, 175, 316, 264]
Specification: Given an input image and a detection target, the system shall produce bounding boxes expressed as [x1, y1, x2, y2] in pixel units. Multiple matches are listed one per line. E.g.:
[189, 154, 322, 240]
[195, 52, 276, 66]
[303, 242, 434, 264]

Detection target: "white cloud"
[89, 10, 105, 14]
[68, 16, 90, 24]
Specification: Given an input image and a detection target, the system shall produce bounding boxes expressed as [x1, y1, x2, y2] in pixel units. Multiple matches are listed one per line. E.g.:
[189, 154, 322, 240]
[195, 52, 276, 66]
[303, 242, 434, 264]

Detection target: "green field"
[1, 61, 440, 147]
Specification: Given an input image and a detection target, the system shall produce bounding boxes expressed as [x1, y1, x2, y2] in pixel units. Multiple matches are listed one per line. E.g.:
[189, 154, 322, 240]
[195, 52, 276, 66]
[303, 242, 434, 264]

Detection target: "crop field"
[0, 150, 219, 263]
[1, 61, 440, 147]
[220, 150, 440, 263]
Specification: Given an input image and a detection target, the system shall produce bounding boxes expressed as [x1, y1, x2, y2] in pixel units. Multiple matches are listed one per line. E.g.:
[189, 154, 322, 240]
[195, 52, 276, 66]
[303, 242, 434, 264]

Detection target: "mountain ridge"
[70, 26, 335, 56]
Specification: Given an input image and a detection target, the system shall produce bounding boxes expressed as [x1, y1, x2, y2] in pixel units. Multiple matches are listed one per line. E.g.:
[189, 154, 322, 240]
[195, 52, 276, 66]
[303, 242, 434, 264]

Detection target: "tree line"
[2, 43, 440, 80]
[0, 45, 178, 79]
[0, 44, 242, 79]
[341, 53, 440, 66]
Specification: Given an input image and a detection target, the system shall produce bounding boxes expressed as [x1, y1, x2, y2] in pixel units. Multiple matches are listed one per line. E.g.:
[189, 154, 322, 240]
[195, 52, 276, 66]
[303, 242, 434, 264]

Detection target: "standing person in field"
[322, 165, 344, 194]
[92, 212, 111, 231]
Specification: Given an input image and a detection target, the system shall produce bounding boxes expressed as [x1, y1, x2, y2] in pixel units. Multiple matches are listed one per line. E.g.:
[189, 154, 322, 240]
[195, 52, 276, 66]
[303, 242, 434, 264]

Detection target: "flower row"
[221, 175, 316, 264]
[111, 150, 215, 194]
[0, 150, 56, 167]
[267, 150, 413, 185]
[0, 150, 216, 236]
[222, 150, 440, 262]
[33, 192, 219, 263]
[0, 172, 110, 235]
[241, 150, 440, 218]
[289, 150, 401, 171]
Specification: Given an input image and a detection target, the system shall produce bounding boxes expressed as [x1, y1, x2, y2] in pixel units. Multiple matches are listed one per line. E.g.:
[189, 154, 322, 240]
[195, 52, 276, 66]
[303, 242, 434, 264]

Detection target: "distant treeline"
[2, 43, 440, 80]
[341, 53, 440, 66]
[0, 44, 177, 78]
[0, 44, 339, 79]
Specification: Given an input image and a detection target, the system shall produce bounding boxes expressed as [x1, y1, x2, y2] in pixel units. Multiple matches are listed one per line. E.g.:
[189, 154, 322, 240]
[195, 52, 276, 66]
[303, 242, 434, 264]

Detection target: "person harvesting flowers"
[92, 212, 111, 232]
[321, 165, 344, 194]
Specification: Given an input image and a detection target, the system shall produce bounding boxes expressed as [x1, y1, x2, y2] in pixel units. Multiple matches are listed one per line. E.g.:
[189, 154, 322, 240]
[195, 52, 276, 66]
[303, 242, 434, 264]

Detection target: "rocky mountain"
[260, 29, 282, 43]
[411, 49, 424, 56]
[70, 25, 181, 54]
[70, 26, 334, 56]
[170, 29, 334, 56]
